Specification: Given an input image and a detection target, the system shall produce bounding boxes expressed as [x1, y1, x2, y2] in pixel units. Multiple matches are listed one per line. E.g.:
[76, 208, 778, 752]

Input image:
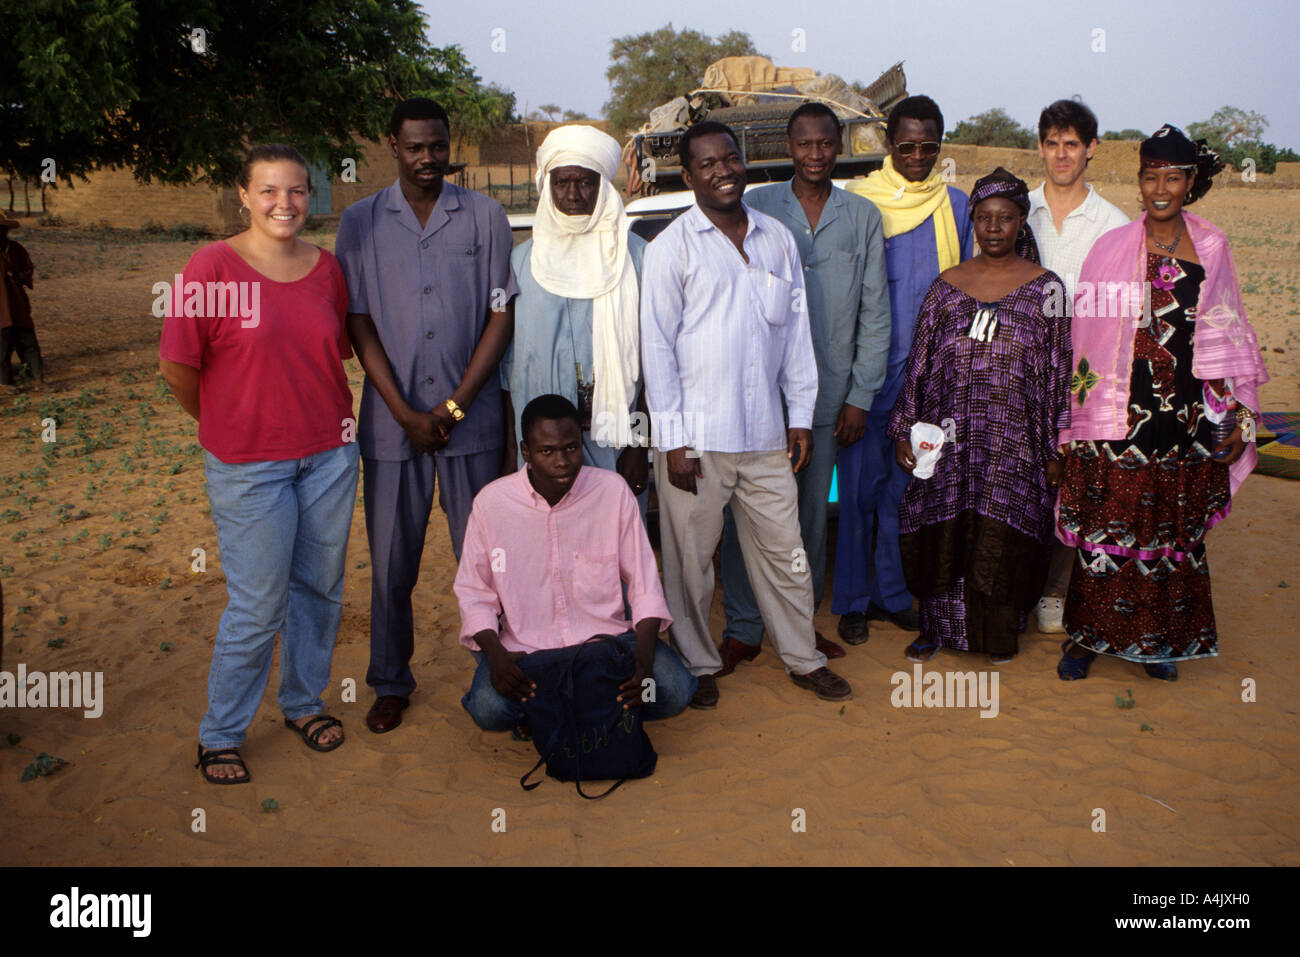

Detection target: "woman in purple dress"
[889, 168, 1071, 663]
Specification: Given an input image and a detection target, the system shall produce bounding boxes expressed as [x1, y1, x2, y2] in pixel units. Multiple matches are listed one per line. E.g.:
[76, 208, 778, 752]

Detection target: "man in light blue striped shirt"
[641, 121, 853, 709]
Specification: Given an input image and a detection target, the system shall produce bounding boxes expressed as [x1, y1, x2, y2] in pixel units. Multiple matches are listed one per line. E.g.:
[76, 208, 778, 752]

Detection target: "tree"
[604, 24, 760, 135]
[0, 0, 513, 187]
[1101, 129, 1146, 141]
[562, 109, 590, 122]
[1187, 106, 1268, 149]
[538, 104, 562, 122]
[945, 109, 1036, 149]
[1187, 107, 1297, 174]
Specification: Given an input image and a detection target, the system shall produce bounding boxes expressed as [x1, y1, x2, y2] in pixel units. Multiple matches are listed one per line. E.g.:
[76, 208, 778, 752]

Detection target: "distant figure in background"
[1026, 98, 1129, 635]
[502, 125, 649, 505]
[0, 214, 45, 389]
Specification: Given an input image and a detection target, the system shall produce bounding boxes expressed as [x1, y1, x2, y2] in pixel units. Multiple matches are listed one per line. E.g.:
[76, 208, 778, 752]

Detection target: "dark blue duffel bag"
[517, 635, 658, 799]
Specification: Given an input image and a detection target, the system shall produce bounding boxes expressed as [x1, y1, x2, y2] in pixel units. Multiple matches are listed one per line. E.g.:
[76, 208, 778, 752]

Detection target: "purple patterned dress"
[887, 272, 1072, 655]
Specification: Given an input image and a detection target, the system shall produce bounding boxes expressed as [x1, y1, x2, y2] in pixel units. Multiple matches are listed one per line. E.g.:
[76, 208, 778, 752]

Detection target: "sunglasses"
[893, 141, 941, 158]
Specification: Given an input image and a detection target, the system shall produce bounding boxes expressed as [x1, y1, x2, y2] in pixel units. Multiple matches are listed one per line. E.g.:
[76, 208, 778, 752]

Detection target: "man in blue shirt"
[837, 96, 974, 646]
[716, 103, 891, 677]
[336, 98, 517, 734]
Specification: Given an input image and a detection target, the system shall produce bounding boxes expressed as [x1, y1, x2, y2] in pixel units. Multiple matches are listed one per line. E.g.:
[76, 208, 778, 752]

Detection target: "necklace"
[1149, 226, 1182, 255]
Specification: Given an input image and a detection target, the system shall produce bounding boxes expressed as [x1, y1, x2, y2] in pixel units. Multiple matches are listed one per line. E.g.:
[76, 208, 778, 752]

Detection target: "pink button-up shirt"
[455, 466, 673, 654]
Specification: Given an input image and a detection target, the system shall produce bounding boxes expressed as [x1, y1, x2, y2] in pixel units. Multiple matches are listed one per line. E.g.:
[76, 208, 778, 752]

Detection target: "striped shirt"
[640, 203, 817, 453]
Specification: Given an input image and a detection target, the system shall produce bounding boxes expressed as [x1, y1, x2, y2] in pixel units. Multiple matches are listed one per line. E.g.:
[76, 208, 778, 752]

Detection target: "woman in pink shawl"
[1056, 124, 1268, 682]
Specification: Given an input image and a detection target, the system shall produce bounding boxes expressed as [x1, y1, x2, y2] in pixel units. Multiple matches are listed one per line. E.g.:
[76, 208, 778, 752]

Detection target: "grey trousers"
[654, 449, 826, 678]
[362, 448, 499, 697]
[720, 422, 836, 644]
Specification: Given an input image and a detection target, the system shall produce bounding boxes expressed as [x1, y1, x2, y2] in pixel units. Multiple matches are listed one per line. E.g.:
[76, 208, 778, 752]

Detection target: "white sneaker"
[1036, 597, 1065, 633]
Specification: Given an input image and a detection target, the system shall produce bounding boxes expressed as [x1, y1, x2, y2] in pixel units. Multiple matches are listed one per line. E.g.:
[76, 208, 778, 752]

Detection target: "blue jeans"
[199, 443, 360, 748]
[720, 422, 837, 646]
[461, 632, 698, 731]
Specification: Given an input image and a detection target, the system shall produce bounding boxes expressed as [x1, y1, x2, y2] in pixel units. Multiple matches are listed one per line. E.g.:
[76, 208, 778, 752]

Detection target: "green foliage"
[1, 0, 513, 185]
[1187, 106, 1268, 149]
[1186, 106, 1298, 174]
[1102, 129, 1146, 141]
[604, 24, 760, 135]
[20, 752, 68, 782]
[946, 109, 1036, 149]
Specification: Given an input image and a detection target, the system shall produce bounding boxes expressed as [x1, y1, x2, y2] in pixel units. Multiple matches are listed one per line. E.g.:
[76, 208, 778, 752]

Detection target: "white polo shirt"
[1027, 183, 1130, 302]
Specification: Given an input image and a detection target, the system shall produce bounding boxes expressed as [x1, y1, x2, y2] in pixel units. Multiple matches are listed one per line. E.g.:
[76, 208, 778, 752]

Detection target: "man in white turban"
[501, 125, 649, 501]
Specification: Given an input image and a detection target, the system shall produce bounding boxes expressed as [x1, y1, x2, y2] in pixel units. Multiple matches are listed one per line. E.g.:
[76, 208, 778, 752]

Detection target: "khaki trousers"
[655, 449, 826, 677]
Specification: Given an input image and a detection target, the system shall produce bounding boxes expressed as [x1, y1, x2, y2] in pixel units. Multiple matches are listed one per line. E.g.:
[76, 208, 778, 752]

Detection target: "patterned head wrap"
[969, 166, 1040, 263]
[1139, 123, 1224, 204]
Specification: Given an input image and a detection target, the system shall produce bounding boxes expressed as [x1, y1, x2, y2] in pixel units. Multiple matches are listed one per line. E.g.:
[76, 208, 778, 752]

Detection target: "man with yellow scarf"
[834, 96, 974, 648]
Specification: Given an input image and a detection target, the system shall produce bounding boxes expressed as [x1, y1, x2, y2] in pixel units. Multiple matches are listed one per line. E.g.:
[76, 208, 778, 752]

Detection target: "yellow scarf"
[846, 156, 961, 271]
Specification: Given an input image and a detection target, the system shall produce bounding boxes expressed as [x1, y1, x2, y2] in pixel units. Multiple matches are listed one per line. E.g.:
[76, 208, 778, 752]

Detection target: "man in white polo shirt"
[1027, 98, 1129, 633]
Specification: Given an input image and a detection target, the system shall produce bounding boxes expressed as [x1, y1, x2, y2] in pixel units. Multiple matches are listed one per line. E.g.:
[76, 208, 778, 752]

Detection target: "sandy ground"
[0, 187, 1297, 866]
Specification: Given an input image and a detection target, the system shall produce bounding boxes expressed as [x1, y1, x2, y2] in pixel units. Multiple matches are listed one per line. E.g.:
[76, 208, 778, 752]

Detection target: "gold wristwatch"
[444, 398, 465, 423]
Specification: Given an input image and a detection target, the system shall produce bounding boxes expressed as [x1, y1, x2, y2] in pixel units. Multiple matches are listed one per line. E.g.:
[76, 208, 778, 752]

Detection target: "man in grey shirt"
[717, 103, 891, 678]
[335, 98, 517, 734]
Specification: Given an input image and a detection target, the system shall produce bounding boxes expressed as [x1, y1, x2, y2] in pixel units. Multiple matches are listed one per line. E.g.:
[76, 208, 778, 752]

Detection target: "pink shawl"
[1060, 211, 1269, 496]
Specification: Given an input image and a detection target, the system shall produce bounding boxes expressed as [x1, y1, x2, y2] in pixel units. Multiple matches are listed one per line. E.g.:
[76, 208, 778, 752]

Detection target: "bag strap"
[519, 721, 565, 791]
[570, 636, 632, 800]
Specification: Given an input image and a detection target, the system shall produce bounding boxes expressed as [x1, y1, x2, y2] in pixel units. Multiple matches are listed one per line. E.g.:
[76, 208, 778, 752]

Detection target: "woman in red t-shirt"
[161, 144, 359, 784]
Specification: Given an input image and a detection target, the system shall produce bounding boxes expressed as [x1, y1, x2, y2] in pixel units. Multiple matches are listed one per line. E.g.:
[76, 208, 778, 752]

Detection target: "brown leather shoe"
[716, 636, 761, 676]
[365, 694, 410, 733]
[790, 667, 852, 701]
[815, 631, 846, 659]
[689, 674, 719, 710]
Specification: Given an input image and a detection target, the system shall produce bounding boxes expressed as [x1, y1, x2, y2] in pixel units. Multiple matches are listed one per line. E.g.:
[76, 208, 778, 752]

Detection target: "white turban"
[531, 125, 640, 448]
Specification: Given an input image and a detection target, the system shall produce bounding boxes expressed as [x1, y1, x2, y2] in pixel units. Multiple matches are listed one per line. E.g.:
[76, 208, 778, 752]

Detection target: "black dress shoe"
[689, 674, 719, 710]
[365, 694, 410, 733]
[837, 612, 869, 645]
[867, 603, 920, 631]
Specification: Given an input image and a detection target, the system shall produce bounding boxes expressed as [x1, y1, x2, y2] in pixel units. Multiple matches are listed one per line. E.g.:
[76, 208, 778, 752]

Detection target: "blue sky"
[420, 0, 1299, 149]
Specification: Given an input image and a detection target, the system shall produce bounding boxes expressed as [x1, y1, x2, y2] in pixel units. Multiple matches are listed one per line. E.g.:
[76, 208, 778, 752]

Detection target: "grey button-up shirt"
[746, 181, 891, 426]
[335, 180, 518, 461]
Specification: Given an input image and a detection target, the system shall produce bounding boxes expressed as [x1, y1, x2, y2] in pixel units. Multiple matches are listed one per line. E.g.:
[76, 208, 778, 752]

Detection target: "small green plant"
[1114, 689, 1135, 710]
[20, 752, 68, 782]
[261, 798, 279, 812]
[47, 638, 65, 648]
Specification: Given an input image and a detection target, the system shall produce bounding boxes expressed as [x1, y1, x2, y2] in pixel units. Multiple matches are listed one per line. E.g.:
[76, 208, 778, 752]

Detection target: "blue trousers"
[831, 411, 913, 616]
[461, 632, 697, 730]
[199, 443, 360, 748]
[720, 423, 835, 646]
[363, 448, 500, 697]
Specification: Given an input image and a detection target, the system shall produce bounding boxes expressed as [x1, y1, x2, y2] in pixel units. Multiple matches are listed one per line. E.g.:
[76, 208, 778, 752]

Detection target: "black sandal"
[284, 715, 345, 752]
[196, 744, 251, 785]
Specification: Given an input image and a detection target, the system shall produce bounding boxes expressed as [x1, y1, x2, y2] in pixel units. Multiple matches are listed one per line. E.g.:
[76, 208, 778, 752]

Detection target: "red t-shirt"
[159, 241, 354, 463]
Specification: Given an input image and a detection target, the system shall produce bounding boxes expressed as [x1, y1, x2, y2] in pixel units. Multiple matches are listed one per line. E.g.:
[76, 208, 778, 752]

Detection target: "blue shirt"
[640, 202, 817, 453]
[746, 181, 891, 425]
[335, 181, 519, 461]
[503, 233, 647, 470]
[878, 186, 975, 411]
